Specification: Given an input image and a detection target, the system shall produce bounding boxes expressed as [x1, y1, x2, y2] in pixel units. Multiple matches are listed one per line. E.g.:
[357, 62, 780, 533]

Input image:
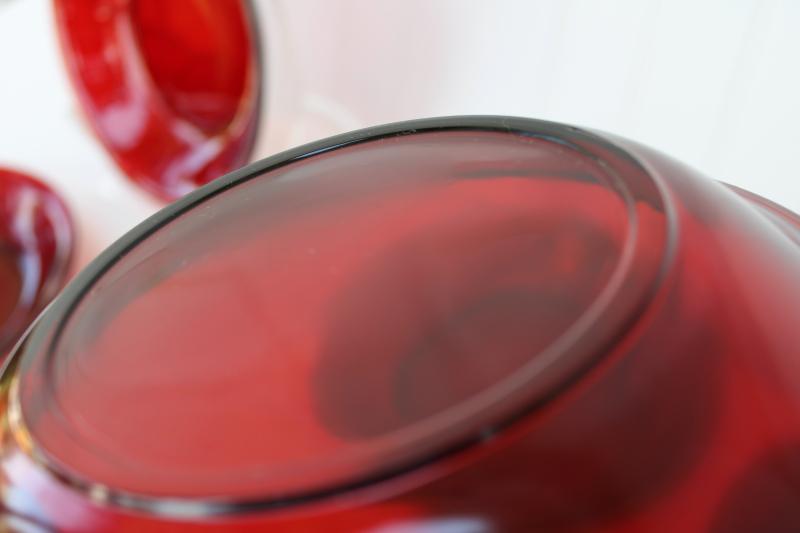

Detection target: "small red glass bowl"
[52, 0, 262, 201]
[2, 116, 800, 532]
[0, 168, 73, 356]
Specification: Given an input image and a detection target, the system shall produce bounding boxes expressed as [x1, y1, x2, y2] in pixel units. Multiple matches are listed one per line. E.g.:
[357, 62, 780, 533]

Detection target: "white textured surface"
[1, 0, 799, 271]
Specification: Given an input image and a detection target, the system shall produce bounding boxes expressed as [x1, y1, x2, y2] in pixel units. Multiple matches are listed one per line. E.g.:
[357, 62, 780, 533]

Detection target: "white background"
[1, 0, 799, 271]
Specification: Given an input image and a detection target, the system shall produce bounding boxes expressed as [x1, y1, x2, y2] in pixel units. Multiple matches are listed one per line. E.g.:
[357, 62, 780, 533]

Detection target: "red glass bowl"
[0, 168, 73, 356]
[2, 116, 800, 531]
[53, 0, 262, 201]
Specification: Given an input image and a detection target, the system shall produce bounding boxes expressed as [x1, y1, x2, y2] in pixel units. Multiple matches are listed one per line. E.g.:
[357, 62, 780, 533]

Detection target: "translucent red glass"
[0, 168, 73, 356]
[53, 0, 261, 200]
[1, 117, 800, 531]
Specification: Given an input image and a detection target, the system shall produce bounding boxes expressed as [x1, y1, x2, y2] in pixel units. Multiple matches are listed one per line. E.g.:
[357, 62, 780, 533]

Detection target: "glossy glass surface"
[0, 168, 73, 356]
[16, 129, 665, 503]
[2, 117, 800, 532]
[53, 0, 261, 201]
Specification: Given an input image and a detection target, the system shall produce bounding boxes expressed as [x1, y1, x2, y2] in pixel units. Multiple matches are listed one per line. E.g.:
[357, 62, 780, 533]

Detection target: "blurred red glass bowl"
[0, 168, 73, 356]
[1, 117, 800, 531]
[53, 0, 262, 201]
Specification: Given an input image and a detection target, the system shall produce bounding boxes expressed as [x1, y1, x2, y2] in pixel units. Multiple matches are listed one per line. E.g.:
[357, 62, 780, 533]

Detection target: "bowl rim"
[51, 0, 264, 201]
[0, 115, 678, 519]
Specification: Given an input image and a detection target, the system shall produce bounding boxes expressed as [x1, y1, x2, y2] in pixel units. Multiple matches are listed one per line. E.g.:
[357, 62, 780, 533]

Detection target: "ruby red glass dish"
[1, 116, 800, 532]
[0, 168, 73, 356]
[53, 0, 262, 201]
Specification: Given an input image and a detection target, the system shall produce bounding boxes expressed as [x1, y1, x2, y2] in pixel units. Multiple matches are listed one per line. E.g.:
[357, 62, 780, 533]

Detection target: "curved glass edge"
[723, 183, 800, 245]
[0, 116, 678, 519]
[51, 0, 264, 201]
